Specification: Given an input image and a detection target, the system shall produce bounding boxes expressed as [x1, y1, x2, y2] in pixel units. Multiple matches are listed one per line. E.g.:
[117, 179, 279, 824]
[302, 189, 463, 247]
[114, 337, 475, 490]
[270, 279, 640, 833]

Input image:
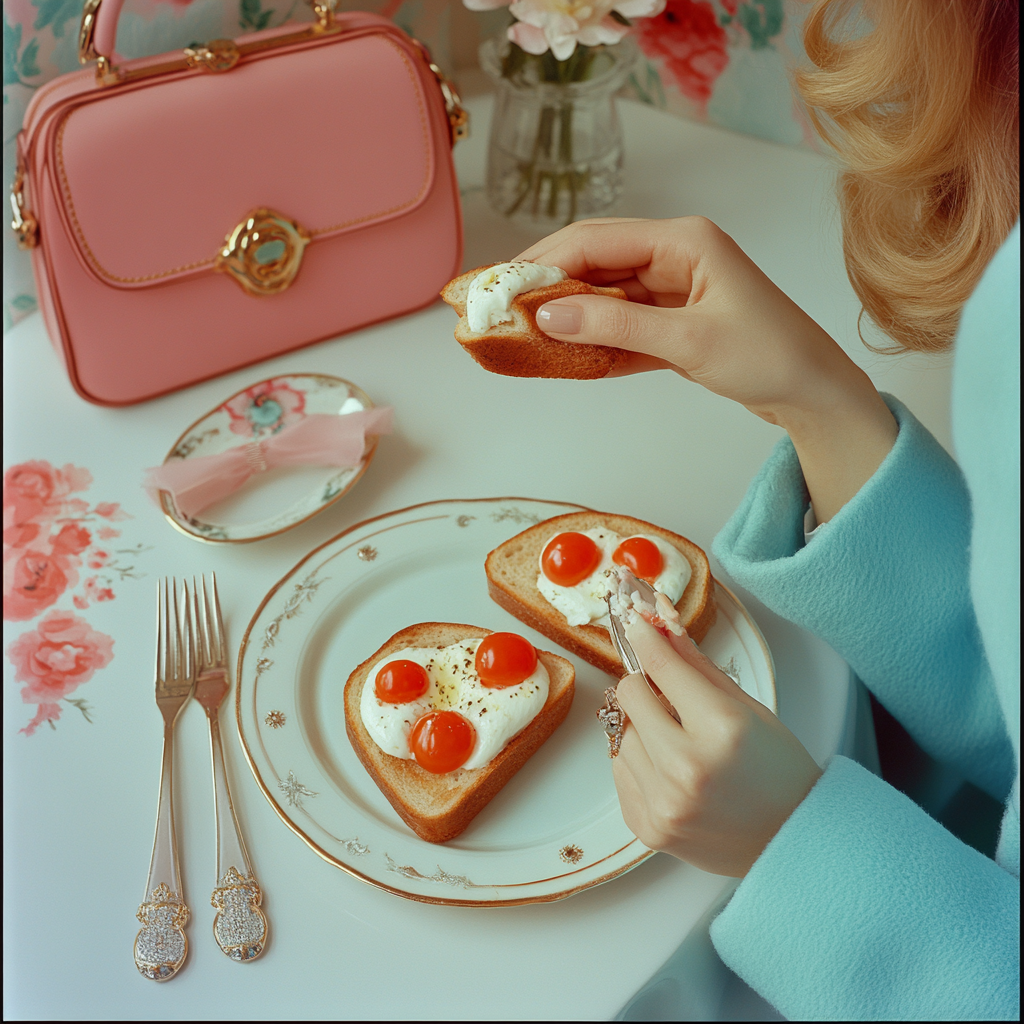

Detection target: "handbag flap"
[52, 30, 437, 287]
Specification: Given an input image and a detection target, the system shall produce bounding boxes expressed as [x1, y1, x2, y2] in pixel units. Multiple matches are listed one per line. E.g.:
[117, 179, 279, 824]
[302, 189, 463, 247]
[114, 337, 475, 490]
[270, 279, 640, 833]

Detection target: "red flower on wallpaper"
[636, 0, 730, 108]
[7, 610, 114, 735]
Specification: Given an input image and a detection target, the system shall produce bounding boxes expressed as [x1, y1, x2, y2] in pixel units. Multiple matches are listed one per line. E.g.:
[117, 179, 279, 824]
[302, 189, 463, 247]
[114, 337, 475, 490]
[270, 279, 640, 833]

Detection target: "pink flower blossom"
[466, 0, 665, 60]
[3, 461, 92, 526]
[8, 610, 114, 734]
[51, 523, 92, 556]
[73, 594, 89, 610]
[86, 550, 110, 570]
[94, 502, 130, 521]
[83, 577, 115, 603]
[3, 547, 80, 621]
[97, 526, 121, 540]
[223, 379, 306, 438]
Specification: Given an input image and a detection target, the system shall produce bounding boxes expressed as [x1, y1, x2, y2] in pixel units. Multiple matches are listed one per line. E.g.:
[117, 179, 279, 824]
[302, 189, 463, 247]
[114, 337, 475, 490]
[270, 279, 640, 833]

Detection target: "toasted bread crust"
[344, 622, 574, 844]
[485, 513, 717, 677]
[440, 265, 630, 379]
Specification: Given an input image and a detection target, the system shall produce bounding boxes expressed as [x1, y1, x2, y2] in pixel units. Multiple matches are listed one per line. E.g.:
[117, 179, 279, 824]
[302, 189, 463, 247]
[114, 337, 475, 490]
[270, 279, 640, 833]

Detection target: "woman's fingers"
[614, 671, 688, 747]
[535, 293, 698, 366]
[623, 616, 729, 726]
[603, 352, 680, 378]
[515, 218, 703, 296]
[663, 627, 768, 714]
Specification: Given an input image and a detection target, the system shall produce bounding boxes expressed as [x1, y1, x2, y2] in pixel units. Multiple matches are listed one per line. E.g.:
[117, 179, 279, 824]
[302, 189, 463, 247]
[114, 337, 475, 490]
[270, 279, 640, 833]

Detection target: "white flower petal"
[576, 19, 629, 46]
[462, 0, 512, 10]
[508, 21, 551, 55]
[549, 34, 578, 60]
[614, 0, 665, 16]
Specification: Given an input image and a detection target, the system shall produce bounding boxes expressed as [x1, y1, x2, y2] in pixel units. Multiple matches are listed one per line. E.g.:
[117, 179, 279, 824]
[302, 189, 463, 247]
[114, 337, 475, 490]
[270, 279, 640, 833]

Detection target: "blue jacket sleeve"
[712, 396, 1014, 800]
[709, 756, 1020, 1021]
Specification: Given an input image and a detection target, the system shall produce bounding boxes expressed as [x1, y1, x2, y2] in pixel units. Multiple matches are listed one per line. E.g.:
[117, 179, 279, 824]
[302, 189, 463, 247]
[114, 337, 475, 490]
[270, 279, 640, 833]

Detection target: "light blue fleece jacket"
[708, 224, 1020, 1021]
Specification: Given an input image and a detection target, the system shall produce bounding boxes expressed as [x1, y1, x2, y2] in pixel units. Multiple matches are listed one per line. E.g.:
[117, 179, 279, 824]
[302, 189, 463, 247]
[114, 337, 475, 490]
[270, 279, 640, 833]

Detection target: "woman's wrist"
[771, 373, 898, 524]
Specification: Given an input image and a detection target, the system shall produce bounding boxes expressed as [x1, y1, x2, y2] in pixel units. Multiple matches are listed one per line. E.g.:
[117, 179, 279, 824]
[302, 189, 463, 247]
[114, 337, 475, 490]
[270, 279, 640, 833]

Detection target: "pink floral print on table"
[224, 378, 306, 438]
[3, 461, 92, 530]
[3, 459, 148, 734]
[7, 610, 114, 736]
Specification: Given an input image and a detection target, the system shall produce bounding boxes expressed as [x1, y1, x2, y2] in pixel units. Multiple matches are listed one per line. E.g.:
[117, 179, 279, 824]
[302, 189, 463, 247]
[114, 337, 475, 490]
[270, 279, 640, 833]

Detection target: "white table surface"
[3, 94, 950, 1021]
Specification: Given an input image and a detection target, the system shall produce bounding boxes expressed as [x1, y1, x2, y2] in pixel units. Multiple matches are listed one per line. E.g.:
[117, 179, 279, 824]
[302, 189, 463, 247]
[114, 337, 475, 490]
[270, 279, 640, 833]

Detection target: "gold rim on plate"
[234, 497, 777, 906]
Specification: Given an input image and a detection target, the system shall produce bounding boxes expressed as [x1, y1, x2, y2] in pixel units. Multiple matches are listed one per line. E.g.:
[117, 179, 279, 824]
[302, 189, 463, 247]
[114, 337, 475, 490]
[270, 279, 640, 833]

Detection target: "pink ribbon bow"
[145, 409, 393, 518]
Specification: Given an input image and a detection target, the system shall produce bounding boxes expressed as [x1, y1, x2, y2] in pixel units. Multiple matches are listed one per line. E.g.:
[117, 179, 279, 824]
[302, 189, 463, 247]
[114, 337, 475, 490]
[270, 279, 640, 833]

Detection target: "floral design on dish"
[223, 378, 306, 437]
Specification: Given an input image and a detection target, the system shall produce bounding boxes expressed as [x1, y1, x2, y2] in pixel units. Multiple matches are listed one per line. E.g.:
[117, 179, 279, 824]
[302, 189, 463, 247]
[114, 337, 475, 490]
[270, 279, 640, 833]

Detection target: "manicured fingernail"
[537, 301, 582, 335]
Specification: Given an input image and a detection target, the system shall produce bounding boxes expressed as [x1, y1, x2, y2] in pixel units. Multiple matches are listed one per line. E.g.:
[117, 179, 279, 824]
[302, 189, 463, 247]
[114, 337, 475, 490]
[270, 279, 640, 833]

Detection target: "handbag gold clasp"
[184, 40, 241, 73]
[215, 208, 310, 297]
[10, 168, 38, 250]
[307, 0, 339, 32]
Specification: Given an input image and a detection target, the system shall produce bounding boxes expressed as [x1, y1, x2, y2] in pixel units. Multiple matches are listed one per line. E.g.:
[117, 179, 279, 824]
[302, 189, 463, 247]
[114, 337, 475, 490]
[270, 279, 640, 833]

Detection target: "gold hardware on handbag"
[215, 209, 311, 297]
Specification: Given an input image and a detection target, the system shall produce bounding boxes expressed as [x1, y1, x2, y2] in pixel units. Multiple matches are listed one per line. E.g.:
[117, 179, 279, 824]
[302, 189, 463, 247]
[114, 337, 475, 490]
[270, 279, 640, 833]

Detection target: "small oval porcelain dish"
[159, 373, 379, 543]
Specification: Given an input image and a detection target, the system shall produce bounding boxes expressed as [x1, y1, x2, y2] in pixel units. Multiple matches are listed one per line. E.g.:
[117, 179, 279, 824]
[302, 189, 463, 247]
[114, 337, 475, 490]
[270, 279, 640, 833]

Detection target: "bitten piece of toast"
[344, 622, 575, 844]
[440, 265, 630, 379]
[485, 512, 716, 677]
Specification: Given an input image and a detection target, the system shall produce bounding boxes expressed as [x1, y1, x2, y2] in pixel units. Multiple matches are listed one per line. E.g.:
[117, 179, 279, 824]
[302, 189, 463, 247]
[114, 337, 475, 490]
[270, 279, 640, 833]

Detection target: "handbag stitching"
[54, 35, 434, 286]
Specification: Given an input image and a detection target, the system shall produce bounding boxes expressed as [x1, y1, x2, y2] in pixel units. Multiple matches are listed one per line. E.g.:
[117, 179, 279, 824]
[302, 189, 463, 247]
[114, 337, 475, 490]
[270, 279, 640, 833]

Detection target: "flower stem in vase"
[482, 35, 636, 226]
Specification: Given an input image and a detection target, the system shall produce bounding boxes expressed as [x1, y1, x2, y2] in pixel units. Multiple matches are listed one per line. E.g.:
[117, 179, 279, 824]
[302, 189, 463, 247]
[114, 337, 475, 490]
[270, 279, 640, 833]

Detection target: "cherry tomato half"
[613, 536, 663, 583]
[374, 659, 430, 704]
[409, 710, 476, 773]
[541, 532, 602, 587]
[475, 632, 538, 688]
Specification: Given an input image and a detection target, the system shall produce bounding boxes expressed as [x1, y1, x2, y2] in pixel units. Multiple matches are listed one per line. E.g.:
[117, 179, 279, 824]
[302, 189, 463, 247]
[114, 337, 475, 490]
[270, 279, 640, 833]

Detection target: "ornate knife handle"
[135, 725, 191, 981]
[209, 714, 267, 961]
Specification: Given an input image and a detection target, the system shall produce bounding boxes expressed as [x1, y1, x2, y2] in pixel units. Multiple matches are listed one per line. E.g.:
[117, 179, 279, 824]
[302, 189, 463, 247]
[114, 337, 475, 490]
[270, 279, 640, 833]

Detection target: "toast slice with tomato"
[344, 622, 575, 844]
[485, 511, 716, 677]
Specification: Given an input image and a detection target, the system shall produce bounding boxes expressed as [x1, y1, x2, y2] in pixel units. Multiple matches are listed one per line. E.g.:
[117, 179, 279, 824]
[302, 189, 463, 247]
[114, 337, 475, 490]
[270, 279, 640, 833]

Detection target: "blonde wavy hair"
[795, 0, 1019, 352]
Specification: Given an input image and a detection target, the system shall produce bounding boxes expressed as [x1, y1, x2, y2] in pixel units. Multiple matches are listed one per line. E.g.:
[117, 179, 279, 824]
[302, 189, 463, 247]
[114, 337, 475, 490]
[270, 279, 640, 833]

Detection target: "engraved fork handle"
[208, 710, 268, 961]
[135, 722, 191, 981]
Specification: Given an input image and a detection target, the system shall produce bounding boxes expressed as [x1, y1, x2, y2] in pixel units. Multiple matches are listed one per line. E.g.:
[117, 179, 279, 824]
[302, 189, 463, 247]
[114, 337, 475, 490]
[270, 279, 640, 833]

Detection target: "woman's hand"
[518, 217, 898, 522]
[612, 615, 822, 877]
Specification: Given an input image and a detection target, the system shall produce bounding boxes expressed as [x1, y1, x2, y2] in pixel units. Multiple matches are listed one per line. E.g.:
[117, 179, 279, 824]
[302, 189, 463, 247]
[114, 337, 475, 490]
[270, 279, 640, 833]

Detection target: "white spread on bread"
[360, 639, 549, 770]
[465, 262, 568, 333]
[537, 529, 691, 628]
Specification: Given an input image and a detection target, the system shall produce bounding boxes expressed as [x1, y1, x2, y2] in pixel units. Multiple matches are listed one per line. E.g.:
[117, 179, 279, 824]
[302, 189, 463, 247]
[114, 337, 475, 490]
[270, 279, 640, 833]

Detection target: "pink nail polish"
[537, 302, 582, 335]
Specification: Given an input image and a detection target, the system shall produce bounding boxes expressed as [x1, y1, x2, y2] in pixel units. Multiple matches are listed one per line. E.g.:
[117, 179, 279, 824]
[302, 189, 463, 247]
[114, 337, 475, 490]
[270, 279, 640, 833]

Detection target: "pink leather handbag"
[11, 0, 466, 405]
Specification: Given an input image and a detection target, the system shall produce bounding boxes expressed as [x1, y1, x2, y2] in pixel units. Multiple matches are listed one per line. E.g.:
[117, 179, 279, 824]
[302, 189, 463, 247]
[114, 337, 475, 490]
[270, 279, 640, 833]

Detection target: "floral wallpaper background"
[3, 0, 813, 331]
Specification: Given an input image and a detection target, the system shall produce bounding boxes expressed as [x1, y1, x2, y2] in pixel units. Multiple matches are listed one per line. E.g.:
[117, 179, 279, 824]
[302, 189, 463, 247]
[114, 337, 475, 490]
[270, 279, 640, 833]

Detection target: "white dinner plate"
[235, 497, 776, 906]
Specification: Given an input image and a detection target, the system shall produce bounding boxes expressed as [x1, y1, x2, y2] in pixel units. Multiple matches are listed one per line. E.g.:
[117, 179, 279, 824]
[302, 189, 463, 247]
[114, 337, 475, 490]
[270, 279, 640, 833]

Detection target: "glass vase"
[480, 36, 637, 226]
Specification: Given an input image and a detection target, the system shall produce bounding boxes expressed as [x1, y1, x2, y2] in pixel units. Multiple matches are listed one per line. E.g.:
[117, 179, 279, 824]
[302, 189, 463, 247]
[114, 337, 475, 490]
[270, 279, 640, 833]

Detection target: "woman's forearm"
[772, 369, 898, 524]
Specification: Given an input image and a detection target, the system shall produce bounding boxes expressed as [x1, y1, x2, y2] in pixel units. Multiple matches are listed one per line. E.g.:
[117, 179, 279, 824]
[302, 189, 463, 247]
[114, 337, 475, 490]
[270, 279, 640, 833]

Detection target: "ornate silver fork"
[134, 578, 194, 981]
[192, 573, 268, 962]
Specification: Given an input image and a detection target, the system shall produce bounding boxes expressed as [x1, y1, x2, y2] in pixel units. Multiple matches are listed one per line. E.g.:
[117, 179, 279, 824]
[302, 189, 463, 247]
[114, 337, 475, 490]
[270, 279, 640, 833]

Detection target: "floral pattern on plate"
[158, 373, 380, 544]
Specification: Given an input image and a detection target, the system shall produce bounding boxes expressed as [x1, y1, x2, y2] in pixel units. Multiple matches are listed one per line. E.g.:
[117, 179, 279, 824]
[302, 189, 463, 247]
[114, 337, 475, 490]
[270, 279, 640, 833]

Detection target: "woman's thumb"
[536, 295, 680, 360]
